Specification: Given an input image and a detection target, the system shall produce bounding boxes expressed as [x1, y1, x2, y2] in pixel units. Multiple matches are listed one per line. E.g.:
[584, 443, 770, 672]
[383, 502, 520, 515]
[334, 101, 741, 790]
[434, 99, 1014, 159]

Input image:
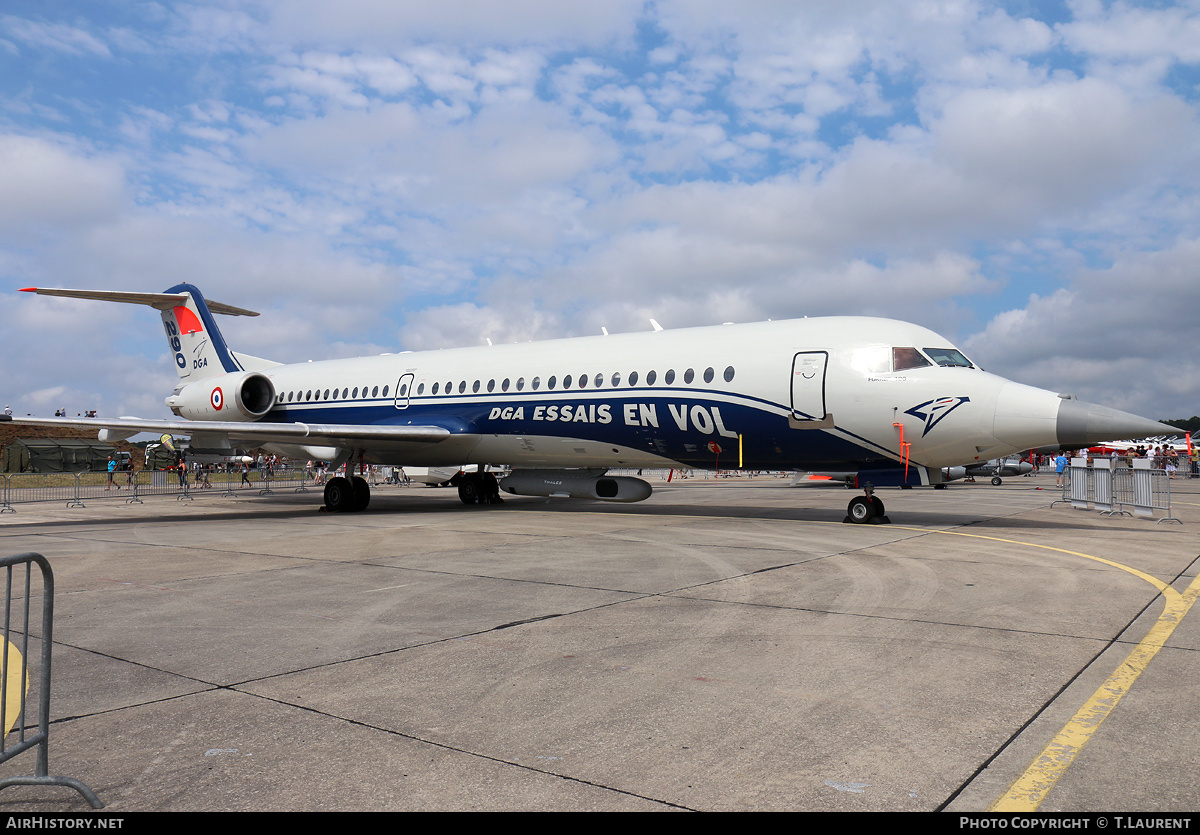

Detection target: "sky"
[2, 0, 1199, 422]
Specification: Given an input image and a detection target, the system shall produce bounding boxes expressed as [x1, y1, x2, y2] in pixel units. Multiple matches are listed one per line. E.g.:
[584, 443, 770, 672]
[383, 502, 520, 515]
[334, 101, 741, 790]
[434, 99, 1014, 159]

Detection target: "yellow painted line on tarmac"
[888, 526, 1200, 812]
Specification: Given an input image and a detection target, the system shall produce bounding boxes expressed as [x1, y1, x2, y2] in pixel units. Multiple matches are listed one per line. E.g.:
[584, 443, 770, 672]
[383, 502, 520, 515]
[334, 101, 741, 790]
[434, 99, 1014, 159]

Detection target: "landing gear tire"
[458, 472, 504, 505]
[846, 496, 875, 524]
[352, 476, 370, 510]
[458, 475, 481, 504]
[324, 477, 355, 512]
[991, 476, 1003, 486]
[845, 494, 890, 524]
[482, 471, 503, 504]
[870, 495, 889, 523]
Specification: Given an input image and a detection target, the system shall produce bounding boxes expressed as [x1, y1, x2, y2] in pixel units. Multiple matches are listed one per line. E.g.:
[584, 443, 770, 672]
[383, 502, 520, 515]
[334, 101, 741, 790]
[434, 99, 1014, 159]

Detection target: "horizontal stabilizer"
[18, 287, 259, 317]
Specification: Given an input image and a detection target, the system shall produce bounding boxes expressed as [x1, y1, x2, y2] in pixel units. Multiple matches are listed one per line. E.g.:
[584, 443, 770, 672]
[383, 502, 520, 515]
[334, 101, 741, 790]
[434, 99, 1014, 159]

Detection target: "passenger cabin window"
[924, 347, 974, 368]
[629, 371, 639, 385]
[646, 370, 656, 385]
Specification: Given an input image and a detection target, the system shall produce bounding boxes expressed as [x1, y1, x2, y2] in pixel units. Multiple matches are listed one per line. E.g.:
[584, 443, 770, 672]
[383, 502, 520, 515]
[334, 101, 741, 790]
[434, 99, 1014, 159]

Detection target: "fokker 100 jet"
[3, 284, 1175, 523]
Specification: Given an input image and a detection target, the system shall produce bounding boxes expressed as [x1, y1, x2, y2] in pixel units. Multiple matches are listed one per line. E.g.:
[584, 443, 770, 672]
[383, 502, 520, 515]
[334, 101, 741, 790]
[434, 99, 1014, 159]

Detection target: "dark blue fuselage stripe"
[265, 393, 912, 471]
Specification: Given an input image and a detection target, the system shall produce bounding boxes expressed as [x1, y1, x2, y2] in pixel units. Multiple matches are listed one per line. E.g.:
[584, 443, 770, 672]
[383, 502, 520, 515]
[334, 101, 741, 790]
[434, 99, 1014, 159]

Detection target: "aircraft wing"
[0, 414, 451, 446]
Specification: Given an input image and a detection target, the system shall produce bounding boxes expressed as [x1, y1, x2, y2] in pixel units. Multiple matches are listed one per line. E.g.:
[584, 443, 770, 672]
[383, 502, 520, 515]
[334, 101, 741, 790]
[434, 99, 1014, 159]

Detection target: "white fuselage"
[240, 317, 1059, 476]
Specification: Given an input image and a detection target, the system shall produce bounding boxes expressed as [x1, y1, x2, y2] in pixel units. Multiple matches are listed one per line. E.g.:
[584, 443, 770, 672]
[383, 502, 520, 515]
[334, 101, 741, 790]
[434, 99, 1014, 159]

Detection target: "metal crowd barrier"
[0, 553, 103, 807]
[1057, 458, 1181, 524]
[0, 468, 315, 511]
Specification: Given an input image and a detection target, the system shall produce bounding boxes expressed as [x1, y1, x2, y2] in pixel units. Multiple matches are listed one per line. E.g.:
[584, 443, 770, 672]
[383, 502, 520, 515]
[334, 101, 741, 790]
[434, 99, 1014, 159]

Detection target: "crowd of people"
[1049, 443, 1199, 486]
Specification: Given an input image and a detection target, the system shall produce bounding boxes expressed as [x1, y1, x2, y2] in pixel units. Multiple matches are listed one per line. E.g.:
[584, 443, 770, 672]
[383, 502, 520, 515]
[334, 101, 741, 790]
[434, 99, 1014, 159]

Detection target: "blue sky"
[2, 0, 1199, 420]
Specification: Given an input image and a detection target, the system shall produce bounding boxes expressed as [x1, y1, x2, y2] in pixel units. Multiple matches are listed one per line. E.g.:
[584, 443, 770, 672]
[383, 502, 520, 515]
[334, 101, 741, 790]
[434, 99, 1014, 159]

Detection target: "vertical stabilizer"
[160, 283, 242, 382]
[18, 284, 261, 383]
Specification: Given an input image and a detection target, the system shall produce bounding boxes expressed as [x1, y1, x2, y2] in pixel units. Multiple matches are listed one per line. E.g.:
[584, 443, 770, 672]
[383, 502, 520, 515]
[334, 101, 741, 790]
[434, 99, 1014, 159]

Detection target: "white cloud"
[965, 238, 1200, 415]
[0, 135, 126, 233]
[0, 15, 112, 57]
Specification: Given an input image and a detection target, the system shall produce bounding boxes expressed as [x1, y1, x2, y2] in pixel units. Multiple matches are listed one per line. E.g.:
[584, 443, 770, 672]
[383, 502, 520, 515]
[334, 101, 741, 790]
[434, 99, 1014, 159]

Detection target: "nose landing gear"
[844, 484, 890, 524]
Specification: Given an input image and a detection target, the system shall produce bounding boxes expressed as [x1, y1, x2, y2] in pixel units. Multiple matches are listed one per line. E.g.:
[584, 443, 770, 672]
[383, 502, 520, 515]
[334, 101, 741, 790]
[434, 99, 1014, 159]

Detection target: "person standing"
[1055, 451, 1068, 488]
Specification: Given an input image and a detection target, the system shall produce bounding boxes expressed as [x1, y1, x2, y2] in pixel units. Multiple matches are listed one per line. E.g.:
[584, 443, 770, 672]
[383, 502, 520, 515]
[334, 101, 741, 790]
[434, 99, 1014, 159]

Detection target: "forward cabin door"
[789, 351, 833, 429]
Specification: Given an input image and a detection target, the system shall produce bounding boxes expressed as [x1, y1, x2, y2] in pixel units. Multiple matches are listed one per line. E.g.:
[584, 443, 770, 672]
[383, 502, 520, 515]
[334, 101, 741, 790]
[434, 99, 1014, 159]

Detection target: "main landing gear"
[844, 485, 890, 524]
[455, 471, 503, 506]
[321, 465, 505, 512]
[322, 475, 370, 512]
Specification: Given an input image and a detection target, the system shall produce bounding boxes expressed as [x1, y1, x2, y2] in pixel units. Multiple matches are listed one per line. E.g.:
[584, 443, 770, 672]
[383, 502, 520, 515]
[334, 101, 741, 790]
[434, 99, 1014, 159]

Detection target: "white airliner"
[3, 283, 1175, 523]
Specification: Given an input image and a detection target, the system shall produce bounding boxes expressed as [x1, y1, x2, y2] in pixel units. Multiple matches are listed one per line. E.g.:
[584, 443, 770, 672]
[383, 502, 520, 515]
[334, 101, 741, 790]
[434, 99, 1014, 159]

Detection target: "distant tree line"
[1161, 416, 1200, 434]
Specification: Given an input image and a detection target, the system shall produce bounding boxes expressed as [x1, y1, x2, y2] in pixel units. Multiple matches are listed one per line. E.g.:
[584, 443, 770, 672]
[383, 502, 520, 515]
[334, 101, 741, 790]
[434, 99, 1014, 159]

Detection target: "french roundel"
[210, 387, 223, 410]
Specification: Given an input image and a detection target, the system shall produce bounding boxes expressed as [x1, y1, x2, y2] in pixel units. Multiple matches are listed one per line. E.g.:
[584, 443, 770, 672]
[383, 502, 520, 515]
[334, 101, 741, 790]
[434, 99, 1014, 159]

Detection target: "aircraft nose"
[1055, 397, 1178, 447]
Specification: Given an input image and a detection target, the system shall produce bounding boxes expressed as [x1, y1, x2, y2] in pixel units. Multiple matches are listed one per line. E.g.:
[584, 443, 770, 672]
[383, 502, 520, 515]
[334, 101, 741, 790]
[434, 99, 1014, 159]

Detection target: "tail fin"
[19, 283, 264, 382]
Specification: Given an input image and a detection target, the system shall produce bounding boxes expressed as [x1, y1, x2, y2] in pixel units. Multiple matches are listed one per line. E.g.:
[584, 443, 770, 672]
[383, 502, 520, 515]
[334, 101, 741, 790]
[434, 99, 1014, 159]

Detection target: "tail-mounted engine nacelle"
[165, 371, 277, 422]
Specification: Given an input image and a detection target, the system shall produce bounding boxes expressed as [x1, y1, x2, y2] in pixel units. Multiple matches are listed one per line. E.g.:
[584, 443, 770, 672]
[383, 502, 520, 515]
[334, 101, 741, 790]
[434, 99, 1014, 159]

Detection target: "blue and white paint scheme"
[7, 284, 1175, 520]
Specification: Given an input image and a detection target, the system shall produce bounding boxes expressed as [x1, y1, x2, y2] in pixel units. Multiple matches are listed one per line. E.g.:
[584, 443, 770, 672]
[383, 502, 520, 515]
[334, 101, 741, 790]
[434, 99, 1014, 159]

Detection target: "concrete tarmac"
[0, 472, 1197, 812]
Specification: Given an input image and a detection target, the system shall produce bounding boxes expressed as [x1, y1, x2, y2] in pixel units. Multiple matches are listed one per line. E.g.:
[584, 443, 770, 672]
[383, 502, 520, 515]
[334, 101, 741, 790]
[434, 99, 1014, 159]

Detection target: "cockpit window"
[893, 347, 932, 371]
[923, 347, 974, 368]
[850, 345, 891, 374]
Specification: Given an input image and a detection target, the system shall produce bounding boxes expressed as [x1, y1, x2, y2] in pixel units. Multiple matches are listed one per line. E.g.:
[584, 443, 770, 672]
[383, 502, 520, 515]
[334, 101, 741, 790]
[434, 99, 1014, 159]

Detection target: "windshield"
[923, 347, 974, 368]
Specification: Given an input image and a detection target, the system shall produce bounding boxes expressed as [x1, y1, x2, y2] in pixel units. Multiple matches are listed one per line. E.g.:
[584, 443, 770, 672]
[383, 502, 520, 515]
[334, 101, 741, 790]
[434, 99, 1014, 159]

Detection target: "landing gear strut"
[844, 484, 889, 524]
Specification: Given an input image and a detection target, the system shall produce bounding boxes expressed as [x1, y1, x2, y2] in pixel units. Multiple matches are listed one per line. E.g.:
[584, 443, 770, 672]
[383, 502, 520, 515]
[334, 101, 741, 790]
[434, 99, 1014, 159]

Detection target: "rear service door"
[394, 374, 415, 410]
